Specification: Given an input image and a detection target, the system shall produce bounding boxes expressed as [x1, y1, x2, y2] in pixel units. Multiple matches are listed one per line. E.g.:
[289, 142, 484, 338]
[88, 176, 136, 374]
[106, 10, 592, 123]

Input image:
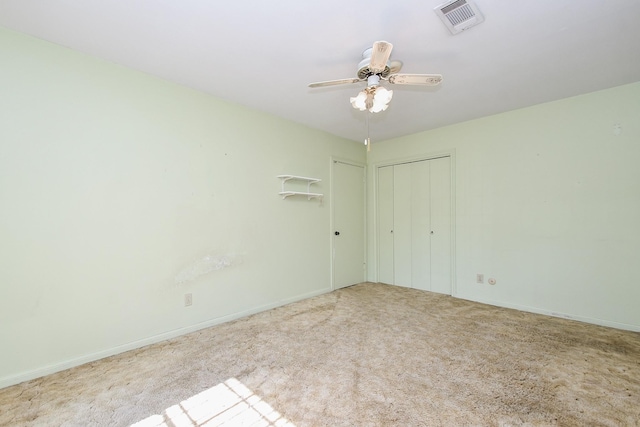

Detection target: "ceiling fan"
[308, 41, 443, 113]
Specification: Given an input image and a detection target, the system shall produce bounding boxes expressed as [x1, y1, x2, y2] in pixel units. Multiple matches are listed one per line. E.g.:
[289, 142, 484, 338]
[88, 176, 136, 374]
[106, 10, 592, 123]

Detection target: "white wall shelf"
[277, 175, 323, 200]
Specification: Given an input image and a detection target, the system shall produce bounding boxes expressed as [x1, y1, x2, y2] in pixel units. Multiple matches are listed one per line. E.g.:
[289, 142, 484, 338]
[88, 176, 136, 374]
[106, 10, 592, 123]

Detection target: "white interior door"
[332, 160, 365, 289]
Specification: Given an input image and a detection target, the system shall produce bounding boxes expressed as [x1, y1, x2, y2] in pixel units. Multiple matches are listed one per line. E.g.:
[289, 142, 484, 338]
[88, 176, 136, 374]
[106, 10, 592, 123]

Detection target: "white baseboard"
[0, 287, 332, 390]
[457, 294, 640, 332]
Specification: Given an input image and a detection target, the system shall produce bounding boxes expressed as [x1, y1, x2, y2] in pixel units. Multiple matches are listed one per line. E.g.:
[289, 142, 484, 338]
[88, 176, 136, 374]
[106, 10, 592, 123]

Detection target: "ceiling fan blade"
[389, 60, 403, 74]
[308, 78, 362, 88]
[387, 73, 443, 86]
[369, 41, 393, 74]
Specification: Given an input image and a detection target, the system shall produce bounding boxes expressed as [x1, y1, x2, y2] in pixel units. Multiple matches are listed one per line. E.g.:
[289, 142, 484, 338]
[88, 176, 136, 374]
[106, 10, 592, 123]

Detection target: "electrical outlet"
[476, 274, 484, 284]
[184, 293, 193, 307]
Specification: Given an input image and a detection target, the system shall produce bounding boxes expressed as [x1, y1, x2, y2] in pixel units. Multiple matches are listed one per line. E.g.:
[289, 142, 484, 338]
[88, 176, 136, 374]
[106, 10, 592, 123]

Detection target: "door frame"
[330, 157, 367, 290]
[372, 149, 457, 296]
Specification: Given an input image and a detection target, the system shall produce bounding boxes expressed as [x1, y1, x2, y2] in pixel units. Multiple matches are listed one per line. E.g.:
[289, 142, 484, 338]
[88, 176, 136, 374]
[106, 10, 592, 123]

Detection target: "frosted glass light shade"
[371, 87, 393, 112]
[350, 91, 369, 111]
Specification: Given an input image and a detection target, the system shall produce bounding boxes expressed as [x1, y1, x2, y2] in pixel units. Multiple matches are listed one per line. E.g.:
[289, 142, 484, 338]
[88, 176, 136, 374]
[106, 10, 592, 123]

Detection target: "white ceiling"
[1, 0, 640, 143]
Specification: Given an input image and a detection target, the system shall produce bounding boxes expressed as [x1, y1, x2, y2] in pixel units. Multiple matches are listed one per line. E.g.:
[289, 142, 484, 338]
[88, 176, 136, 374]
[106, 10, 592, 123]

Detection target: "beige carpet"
[1, 283, 639, 426]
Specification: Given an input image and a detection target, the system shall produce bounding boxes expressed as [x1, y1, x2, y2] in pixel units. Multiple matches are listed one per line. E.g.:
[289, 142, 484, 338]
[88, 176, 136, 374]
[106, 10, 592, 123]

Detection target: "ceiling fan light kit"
[350, 75, 394, 113]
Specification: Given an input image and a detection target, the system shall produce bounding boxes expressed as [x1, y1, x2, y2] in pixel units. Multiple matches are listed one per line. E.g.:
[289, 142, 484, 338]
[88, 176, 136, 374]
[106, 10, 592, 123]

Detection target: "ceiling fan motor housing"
[357, 49, 391, 79]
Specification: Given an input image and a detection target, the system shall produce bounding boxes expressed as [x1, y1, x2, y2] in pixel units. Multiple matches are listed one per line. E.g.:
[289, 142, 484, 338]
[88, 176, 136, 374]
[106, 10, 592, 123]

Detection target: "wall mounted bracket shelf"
[277, 175, 323, 200]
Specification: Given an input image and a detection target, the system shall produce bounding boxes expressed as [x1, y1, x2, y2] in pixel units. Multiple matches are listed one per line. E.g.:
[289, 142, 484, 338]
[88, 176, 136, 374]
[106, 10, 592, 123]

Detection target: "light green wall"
[3, 23, 639, 389]
[367, 81, 640, 331]
[0, 27, 365, 387]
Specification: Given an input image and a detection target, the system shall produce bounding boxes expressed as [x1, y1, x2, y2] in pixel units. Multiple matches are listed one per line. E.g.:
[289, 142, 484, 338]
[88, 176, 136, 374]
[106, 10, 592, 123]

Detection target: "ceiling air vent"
[434, 0, 484, 35]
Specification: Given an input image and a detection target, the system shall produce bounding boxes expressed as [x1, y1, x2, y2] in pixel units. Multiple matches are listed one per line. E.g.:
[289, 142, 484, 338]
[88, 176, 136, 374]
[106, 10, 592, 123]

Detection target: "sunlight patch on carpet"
[131, 378, 295, 427]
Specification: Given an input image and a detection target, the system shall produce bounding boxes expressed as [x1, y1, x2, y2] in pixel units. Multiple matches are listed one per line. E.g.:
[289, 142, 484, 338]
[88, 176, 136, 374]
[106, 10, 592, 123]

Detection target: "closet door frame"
[373, 149, 457, 296]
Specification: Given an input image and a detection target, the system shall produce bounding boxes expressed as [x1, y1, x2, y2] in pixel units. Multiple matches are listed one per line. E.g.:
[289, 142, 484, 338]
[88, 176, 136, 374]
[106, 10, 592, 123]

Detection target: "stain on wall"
[175, 253, 238, 286]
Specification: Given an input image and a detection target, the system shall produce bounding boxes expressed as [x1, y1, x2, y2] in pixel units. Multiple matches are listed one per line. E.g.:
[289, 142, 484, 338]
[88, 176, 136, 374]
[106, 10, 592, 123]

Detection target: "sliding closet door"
[411, 160, 431, 291]
[377, 166, 394, 285]
[429, 157, 452, 294]
[376, 156, 452, 294]
[393, 163, 412, 288]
